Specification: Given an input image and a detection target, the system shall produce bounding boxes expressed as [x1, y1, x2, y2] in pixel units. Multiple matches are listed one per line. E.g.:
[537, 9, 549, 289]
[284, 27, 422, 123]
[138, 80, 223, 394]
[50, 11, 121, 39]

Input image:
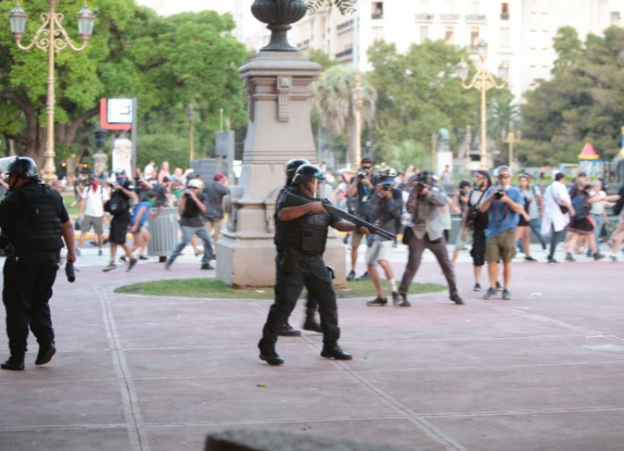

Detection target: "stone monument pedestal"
[217, 51, 346, 288]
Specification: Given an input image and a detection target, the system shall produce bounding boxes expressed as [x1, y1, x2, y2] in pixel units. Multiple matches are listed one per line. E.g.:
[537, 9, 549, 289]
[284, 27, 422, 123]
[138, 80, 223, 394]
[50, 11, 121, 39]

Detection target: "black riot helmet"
[292, 164, 326, 198]
[285, 158, 309, 186]
[0, 156, 39, 181]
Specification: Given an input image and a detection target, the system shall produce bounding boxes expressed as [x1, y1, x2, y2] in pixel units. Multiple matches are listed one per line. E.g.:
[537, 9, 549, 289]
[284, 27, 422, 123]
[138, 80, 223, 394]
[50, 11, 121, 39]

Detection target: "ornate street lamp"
[8, 0, 95, 183]
[458, 40, 508, 170]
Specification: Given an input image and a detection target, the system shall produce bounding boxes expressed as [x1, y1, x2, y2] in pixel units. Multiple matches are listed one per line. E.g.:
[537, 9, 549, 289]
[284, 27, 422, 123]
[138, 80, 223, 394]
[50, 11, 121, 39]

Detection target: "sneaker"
[164, 259, 172, 270]
[391, 291, 400, 305]
[473, 283, 482, 291]
[496, 281, 502, 291]
[502, 289, 512, 300]
[547, 258, 558, 264]
[366, 297, 388, 307]
[357, 272, 371, 281]
[1, 357, 25, 371]
[593, 253, 605, 261]
[120, 256, 128, 263]
[610, 255, 618, 262]
[139, 255, 148, 260]
[98, 249, 103, 256]
[346, 270, 356, 281]
[483, 287, 497, 300]
[102, 262, 117, 272]
[396, 293, 411, 307]
[525, 256, 537, 262]
[201, 263, 214, 270]
[127, 257, 138, 272]
[565, 252, 576, 262]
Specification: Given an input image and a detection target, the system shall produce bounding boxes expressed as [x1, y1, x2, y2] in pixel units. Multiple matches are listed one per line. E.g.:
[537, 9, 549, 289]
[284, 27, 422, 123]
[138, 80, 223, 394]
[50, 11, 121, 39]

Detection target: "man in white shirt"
[144, 160, 156, 180]
[541, 173, 576, 263]
[78, 178, 106, 256]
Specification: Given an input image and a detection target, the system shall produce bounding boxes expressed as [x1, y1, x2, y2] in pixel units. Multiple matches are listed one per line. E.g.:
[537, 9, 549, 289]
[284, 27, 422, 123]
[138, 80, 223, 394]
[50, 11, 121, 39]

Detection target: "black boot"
[35, 343, 56, 366]
[450, 293, 464, 305]
[278, 322, 301, 337]
[258, 342, 284, 366]
[321, 343, 352, 361]
[1, 356, 25, 371]
[302, 309, 322, 333]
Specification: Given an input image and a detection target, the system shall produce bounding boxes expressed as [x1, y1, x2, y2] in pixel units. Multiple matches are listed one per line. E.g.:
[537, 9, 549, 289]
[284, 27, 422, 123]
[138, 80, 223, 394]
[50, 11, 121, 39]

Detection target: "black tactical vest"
[275, 190, 330, 255]
[10, 182, 64, 252]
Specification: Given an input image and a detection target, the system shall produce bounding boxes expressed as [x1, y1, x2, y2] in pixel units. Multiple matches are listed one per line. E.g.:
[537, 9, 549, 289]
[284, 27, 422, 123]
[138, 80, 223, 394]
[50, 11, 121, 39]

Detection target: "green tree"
[367, 40, 491, 165]
[520, 26, 624, 166]
[0, 1, 248, 171]
[386, 140, 432, 173]
[307, 0, 356, 14]
[313, 65, 377, 168]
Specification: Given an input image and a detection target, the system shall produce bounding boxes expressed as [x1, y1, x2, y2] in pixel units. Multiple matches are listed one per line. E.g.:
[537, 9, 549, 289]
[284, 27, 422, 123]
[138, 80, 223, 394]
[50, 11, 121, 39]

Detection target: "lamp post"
[9, 0, 95, 183]
[504, 129, 518, 169]
[352, 72, 364, 168]
[457, 41, 508, 170]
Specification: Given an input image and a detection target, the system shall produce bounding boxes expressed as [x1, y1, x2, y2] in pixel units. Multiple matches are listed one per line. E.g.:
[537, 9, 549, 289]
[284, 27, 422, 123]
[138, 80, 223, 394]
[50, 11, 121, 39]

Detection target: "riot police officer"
[259, 164, 368, 365]
[0, 157, 76, 371]
[277, 158, 323, 337]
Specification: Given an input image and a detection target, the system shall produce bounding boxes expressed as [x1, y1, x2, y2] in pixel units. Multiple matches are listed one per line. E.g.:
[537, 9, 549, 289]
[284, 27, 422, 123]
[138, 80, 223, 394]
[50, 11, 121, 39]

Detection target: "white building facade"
[289, 0, 624, 100]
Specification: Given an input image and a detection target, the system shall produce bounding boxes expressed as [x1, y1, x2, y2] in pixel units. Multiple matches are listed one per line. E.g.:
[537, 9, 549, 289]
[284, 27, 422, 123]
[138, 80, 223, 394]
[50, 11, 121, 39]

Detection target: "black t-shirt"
[109, 182, 132, 218]
[180, 193, 206, 227]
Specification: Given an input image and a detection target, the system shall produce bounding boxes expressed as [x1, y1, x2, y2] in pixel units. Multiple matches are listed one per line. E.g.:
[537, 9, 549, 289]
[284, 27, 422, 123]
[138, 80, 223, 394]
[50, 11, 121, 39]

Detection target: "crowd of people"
[70, 160, 230, 273]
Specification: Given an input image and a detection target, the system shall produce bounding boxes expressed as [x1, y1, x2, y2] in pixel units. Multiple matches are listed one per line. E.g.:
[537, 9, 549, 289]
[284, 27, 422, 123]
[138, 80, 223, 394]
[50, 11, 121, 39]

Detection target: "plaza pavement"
[0, 243, 623, 451]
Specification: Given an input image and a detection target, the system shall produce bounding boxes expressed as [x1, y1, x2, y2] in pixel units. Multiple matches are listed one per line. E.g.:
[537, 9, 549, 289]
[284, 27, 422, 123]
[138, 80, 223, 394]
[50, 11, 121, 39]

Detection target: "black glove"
[65, 262, 76, 283]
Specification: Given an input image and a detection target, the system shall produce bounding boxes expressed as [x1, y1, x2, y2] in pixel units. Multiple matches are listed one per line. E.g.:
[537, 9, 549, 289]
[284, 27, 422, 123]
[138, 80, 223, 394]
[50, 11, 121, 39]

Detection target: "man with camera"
[398, 172, 463, 306]
[103, 170, 138, 272]
[0, 157, 76, 370]
[365, 173, 403, 306]
[165, 179, 214, 270]
[479, 166, 526, 300]
[460, 170, 492, 291]
[346, 157, 376, 280]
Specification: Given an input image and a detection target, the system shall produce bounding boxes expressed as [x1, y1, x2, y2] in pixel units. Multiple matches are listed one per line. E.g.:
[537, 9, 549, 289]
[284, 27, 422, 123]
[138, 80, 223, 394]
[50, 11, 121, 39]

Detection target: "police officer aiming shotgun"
[259, 164, 372, 366]
[0, 157, 76, 371]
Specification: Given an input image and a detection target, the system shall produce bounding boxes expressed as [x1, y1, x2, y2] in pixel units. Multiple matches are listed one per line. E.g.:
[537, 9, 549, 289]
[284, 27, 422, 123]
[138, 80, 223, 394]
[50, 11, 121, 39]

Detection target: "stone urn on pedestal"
[217, 0, 347, 288]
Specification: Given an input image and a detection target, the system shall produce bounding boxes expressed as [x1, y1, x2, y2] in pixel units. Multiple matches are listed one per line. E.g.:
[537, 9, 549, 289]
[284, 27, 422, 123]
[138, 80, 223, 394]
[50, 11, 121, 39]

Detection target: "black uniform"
[0, 180, 69, 361]
[260, 188, 342, 349]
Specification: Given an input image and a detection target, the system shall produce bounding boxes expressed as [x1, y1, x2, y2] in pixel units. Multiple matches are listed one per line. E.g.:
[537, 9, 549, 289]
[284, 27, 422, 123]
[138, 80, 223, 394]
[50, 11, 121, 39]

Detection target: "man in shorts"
[103, 170, 138, 272]
[479, 166, 525, 300]
[364, 175, 403, 306]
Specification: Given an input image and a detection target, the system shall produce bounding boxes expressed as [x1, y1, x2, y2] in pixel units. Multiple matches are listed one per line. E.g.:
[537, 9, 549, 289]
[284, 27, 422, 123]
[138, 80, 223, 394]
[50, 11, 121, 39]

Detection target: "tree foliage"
[367, 40, 487, 165]
[519, 26, 624, 166]
[0, 0, 248, 171]
[307, 0, 356, 14]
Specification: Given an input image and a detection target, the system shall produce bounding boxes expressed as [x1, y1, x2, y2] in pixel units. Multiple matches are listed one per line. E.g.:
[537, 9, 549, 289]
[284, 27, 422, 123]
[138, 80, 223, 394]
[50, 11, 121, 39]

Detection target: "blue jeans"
[168, 225, 214, 265]
[591, 214, 603, 254]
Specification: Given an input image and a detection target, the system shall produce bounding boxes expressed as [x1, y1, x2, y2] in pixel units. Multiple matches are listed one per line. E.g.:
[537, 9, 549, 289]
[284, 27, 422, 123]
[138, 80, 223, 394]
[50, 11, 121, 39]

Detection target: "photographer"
[460, 171, 492, 291]
[478, 166, 526, 300]
[364, 174, 403, 306]
[165, 179, 214, 270]
[346, 157, 376, 280]
[103, 170, 138, 272]
[398, 172, 463, 306]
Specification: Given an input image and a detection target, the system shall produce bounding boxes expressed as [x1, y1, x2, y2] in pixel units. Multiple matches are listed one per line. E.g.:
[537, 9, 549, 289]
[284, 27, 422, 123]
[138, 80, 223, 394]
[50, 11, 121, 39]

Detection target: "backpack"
[104, 193, 129, 216]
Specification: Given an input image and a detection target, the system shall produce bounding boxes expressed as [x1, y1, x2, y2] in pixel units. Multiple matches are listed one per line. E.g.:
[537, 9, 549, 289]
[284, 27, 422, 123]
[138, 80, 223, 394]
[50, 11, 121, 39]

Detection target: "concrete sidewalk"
[0, 249, 623, 451]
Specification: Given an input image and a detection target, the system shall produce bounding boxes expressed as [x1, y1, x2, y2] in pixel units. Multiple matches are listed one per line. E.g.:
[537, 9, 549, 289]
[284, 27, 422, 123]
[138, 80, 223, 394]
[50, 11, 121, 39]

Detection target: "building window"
[445, 26, 455, 45]
[372, 1, 384, 20]
[611, 12, 621, 25]
[500, 27, 510, 48]
[471, 0, 479, 14]
[470, 27, 480, 48]
[420, 26, 429, 42]
[501, 2, 509, 20]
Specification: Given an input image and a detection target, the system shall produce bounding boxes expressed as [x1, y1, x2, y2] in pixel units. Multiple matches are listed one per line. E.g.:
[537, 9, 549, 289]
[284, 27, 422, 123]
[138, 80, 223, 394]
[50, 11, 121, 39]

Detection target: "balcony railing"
[337, 19, 354, 34]
[335, 48, 353, 60]
[415, 13, 434, 21]
[440, 14, 460, 22]
[466, 14, 486, 22]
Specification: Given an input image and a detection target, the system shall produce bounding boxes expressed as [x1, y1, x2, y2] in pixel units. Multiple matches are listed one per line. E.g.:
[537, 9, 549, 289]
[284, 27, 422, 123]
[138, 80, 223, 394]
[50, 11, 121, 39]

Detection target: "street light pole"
[9, 0, 95, 184]
[457, 41, 508, 171]
[505, 130, 517, 169]
[352, 71, 364, 168]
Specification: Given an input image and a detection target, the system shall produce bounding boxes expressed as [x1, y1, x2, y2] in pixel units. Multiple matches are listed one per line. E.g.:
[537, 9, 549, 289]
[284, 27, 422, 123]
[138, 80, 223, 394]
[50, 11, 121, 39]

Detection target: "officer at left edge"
[0, 156, 76, 371]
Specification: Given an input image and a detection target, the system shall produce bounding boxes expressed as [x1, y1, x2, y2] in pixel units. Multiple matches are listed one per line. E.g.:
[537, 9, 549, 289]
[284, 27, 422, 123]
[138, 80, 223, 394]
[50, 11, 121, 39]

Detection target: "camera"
[494, 187, 506, 200]
[382, 185, 393, 192]
[184, 191, 192, 199]
[357, 170, 366, 180]
[414, 182, 426, 191]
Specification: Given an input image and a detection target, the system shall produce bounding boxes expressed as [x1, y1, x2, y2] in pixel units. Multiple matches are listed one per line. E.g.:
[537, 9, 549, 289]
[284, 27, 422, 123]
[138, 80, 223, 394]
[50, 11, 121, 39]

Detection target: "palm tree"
[487, 97, 520, 142]
[313, 65, 377, 168]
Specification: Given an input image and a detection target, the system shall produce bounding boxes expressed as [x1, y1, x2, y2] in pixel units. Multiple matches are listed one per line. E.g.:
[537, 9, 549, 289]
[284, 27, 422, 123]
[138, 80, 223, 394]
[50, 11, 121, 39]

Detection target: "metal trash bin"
[147, 207, 179, 261]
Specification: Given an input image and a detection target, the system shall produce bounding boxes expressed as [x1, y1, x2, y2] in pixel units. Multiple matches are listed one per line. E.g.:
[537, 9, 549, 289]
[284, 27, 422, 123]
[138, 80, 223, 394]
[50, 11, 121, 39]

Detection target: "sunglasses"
[498, 174, 511, 179]
[362, 166, 372, 170]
